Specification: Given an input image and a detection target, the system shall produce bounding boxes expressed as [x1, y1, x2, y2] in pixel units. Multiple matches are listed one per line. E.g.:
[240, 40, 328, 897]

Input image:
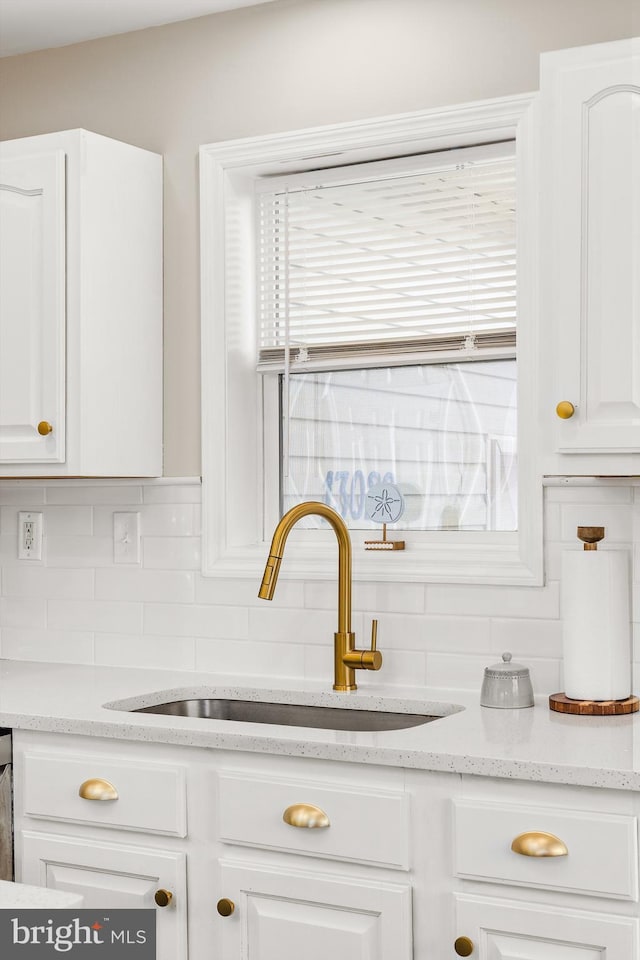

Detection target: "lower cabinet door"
[20, 831, 187, 960]
[217, 860, 412, 960]
[455, 894, 639, 959]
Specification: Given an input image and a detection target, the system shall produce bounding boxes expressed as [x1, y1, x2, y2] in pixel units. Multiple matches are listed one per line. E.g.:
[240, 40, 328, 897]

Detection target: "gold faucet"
[258, 502, 382, 691]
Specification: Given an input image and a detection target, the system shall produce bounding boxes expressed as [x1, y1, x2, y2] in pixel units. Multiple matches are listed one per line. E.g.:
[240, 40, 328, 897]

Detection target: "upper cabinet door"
[0, 151, 65, 463]
[0, 129, 162, 478]
[541, 38, 640, 464]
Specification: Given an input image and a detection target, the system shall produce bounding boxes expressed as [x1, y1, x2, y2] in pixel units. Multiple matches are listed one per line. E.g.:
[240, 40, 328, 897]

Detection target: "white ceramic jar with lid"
[480, 652, 534, 708]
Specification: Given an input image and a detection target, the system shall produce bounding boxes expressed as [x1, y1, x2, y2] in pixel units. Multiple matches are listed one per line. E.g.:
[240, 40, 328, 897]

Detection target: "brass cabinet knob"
[555, 401, 575, 419]
[511, 831, 568, 857]
[216, 898, 235, 917]
[454, 936, 474, 957]
[283, 802, 330, 828]
[78, 778, 119, 801]
[37, 421, 53, 436]
[154, 889, 173, 908]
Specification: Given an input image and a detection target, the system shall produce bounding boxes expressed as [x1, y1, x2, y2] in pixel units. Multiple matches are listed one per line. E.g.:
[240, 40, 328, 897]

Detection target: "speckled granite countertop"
[0, 879, 83, 908]
[1, 659, 639, 791]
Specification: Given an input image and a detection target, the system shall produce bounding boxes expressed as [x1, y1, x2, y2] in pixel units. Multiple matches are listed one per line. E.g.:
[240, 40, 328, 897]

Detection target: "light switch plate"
[18, 511, 43, 560]
[113, 511, 141, 564]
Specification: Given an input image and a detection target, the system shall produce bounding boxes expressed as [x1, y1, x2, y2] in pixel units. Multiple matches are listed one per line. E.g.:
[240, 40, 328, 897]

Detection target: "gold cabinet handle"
[217, 898, 235, 917]
[511, 831, 568, 857]
[556, 401, 575, 419]
[283, 802, 330, 828]
[154, 889, 173, 908]
[78, 778, 118, 801]
[37, 421, 53, 436]
[454, 937, 474, 957]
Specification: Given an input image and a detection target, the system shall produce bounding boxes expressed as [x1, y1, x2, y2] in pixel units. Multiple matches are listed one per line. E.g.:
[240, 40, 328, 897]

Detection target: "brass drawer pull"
[78, 778, 119, 801]
[454, 937, 474, 957]
[154, 889, 173, 908]
[283, 803, 330, 828]
[37, 420, 53, 436]
[555, 401, 575, 419]
[217, 898, 235, 917]
[511, 831, 568, 857]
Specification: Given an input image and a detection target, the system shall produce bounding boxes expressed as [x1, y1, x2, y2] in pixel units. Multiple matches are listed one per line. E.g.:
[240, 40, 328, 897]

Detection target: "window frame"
[200, 94, 543, 585]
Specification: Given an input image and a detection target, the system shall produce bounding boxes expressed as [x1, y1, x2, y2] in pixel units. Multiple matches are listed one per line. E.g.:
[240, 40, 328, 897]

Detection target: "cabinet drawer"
[22, 752, 187, 837]
[218, 771, 410, 869]
[454, 799, 638, 901]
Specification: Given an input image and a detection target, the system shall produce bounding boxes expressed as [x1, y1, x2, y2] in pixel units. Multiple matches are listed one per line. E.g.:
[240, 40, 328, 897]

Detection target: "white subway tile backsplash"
[48, 599, 143, 634]
[489, 618, 562, 659]
[304, 580, 426, 615]
[0, 597, 46, 628]
[2, 567, 94, 600]
[45, 484, 144, 505]
[94, 504, 196, 538]
[0, 484, 46, 506]
[196, 637, 305, 678]
[359, 648, 427, 688]
[143, 482, 202, 503]
[96, 568, 194, 603]
[195, 575, 305, 608]
[0, 480, 636, 697]
[0, 627, 94, 663]
[247, 605, 359, 646]
[95, 633, 196, 671]
[142, 536, 201, 569]
[44, 536, 114, 567]
[144, 602, 248, 640]
[426, 580, 560, 619]
[426, 652, 489, 691]
[368, 613, 490, 652]
[41, 506, 93, 536]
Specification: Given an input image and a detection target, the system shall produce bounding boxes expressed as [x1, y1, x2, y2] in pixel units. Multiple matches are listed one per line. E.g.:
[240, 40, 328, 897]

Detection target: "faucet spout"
[258, 502, 381, 691]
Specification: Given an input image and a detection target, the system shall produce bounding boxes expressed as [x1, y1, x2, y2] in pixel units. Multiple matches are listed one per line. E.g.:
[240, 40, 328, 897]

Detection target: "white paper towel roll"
[561, 549, 631, 701]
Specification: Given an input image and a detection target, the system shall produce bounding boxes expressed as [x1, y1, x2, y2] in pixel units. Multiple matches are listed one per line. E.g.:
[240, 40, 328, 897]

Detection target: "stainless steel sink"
[133, 698, 441, 732]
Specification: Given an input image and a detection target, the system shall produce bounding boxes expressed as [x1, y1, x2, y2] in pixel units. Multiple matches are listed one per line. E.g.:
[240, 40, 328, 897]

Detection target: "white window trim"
[200, 94, 543, 585]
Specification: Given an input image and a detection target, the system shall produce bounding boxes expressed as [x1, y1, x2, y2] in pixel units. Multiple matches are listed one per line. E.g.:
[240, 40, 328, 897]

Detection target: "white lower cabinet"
[455, 894, 638, 959]
[11, 731, 640, 960]
[217, 860, 412, 960]
[452, 777, 640, 960]
[20, 831, 188, 960]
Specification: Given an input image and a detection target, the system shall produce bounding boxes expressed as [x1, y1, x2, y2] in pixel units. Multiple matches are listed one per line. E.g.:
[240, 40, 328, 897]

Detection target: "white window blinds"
[257, 141, 516, 371]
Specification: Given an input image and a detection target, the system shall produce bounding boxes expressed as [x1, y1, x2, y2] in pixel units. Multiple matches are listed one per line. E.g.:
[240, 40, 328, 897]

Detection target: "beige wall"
[0, 0, 634, 475]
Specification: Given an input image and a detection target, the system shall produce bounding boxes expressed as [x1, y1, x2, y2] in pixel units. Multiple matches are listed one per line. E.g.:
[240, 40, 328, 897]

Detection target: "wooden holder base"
[549, 692, 640, 716]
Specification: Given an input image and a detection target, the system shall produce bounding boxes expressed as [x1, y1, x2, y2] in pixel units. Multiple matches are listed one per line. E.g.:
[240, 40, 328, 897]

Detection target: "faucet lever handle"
[360, 619, 382, 671]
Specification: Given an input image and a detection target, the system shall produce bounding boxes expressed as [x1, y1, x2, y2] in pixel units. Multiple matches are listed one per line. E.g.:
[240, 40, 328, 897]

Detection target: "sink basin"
[132, 698, 441, 732]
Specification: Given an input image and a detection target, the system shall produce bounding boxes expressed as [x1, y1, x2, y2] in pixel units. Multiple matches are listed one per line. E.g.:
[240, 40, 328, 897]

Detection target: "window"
[257, 144, 517, 534]
[200, 96, 542, 584]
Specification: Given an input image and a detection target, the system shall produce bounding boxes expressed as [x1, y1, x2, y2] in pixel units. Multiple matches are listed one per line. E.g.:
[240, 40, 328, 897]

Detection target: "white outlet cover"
[18, 511, 43, 561]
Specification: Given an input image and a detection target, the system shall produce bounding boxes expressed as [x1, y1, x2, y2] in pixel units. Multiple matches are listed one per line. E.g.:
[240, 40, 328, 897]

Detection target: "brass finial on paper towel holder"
[577, 526, 605, 550]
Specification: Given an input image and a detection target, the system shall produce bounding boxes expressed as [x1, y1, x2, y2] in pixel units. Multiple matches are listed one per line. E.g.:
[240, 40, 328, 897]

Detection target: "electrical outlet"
[113, 512, 141, 564]
[18, 511, 43, 560]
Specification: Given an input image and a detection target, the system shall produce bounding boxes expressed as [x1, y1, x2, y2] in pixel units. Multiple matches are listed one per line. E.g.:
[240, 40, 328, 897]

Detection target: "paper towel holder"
[549, 525, 639, 716]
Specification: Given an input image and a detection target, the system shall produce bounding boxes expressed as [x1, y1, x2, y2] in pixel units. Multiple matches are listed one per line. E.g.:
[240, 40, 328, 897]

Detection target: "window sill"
[202, 530, 543, 586]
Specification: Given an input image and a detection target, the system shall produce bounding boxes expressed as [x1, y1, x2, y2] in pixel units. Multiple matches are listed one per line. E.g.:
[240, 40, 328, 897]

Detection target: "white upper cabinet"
[0, 151, 66, 464]
[539, 38, 640, 475]
[0, 129, 162, 477]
